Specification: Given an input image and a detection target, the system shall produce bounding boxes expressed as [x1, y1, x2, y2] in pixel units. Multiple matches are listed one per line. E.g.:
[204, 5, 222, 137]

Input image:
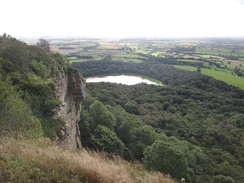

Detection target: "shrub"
[0, 76, 43, 138]
[31, 60, 49, 78]
[213, 174, 235, 183]
[40, 117, 65, 139]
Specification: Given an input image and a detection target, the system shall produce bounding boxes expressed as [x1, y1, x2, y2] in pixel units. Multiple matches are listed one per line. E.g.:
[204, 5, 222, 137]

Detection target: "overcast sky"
[1, 0, 244, 38]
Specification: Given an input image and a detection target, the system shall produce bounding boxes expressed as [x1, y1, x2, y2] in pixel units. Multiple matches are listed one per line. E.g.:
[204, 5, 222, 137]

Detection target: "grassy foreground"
[0, 138, 175, 183]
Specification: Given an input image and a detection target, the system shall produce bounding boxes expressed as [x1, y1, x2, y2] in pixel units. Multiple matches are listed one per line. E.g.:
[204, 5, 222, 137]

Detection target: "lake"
[86, 75, 163, 86]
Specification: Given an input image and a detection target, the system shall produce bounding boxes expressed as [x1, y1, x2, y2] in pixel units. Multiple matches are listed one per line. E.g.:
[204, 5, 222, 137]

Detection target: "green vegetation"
[0, 36, 70, 138]
[74, 60, 244, 182]
[173, 66, 244, 89]
[0, 35, 176, 182]
[123, 58, 143, 63]
[143, 137, 205, 181]
[151, 51, 165, 56]
[1, 36, 244, 183]
[79, 81, 244, 182]
[201, 69, 244, 89]
[0, 76, 43, 138]
[176, 59, 203, 63]
[173, 65, 198, 71]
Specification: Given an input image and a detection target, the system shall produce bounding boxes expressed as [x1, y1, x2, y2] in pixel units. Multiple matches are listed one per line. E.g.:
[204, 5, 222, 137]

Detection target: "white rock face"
[53, 68, 86, 150]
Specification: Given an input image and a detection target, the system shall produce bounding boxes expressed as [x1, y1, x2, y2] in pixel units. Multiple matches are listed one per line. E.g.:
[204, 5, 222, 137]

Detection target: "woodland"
[74, 60, 244, 183]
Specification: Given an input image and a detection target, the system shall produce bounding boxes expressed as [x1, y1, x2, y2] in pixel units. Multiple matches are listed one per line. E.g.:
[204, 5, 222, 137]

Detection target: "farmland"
[50, 38, 244, 89]
[201, 68, 244, 89]
[173, 65, 198, 72]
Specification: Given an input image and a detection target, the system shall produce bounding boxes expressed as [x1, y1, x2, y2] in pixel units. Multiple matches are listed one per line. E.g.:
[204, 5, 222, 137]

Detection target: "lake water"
[86, 75, 163, 86]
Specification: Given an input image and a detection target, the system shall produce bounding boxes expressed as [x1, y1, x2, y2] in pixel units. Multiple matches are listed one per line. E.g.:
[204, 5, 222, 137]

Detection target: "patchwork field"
[49, 38, 244, 89]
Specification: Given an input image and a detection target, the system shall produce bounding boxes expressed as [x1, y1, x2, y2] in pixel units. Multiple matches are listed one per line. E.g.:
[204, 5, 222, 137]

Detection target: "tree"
[36, 38, 50, 52]
[90, 101, 116, 130]
[90, 125, 125, 156]
[143, 135, 206, 182]
[132, 125, 158, 160]
[213, 174, 235, 183]
[124, 101, 140, 115]
[135, 125, 158, 146]
[143, 140, 189, 180]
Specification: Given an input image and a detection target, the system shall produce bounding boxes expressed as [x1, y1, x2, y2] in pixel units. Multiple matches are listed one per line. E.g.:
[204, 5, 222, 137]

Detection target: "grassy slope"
[0, 138, 175, 183]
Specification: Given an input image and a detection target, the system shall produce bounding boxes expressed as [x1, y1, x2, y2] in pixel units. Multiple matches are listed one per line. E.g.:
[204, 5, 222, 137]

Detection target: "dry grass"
[0, 137, 176, 183]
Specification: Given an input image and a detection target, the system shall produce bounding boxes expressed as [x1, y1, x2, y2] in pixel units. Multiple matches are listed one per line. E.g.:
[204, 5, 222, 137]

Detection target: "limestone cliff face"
[53, 67, 86, 150]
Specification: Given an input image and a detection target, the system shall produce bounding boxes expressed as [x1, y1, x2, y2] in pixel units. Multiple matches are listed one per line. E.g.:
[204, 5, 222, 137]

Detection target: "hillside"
[0, 137, 175, 183]
[0, 35, 86, 148]
[0, 36, 175, 182]
[73, 60, 244, 183]
[1, 36, 244, 182]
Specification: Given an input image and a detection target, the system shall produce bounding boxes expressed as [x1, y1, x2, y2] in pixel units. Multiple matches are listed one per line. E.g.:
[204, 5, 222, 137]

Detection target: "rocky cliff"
[0, 36, 87, 150]
[53, 67, 86, 150]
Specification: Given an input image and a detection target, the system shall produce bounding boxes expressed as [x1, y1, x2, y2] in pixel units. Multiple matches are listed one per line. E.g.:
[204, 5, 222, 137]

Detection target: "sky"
[1, 0, 244, 39]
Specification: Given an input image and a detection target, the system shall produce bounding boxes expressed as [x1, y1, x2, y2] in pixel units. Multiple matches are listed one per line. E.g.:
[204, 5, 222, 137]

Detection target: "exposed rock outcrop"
[53, 67, 86, 150]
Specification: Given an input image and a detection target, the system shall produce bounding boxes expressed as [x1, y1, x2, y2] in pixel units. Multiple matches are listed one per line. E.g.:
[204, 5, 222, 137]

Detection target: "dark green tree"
[213, 174, 235, 183]
[124, 101, 140, 115]
[91, 125, 125, 156]
[143, 140, 189, 180]
[90, 101, 116, 130]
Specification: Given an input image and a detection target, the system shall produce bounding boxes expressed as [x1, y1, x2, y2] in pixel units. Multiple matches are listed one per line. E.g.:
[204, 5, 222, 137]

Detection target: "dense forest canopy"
[73, 60, 244, 183]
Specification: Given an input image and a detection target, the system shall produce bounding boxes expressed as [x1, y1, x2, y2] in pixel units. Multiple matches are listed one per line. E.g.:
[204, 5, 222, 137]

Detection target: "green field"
[174, 65, 244, 89]
[135, 49, 151, 54]
[67, 56, 102, 63]
[201, 68, 244, 89]
[151, 51, 164, 56]
[222, 60, 244, 69]
[195, 48, 244, 58]
[195, 54, 211, 59]
[173, 65, 198, 71]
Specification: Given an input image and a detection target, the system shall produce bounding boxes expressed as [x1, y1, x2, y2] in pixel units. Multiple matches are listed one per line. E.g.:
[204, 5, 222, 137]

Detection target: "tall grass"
[0, 138, 176, 183]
